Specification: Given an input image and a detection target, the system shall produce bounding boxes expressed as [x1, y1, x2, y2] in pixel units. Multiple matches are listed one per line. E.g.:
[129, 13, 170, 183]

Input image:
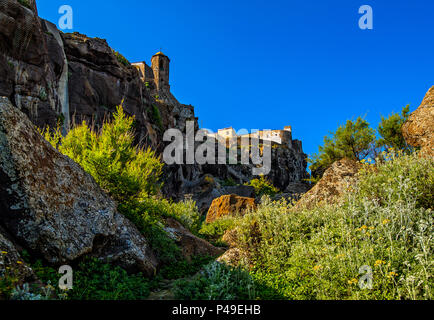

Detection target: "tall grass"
[232, 152, 433, 299]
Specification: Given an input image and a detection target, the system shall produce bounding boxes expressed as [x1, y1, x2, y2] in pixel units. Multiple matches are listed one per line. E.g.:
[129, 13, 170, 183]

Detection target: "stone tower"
[151, 51, 170, 91]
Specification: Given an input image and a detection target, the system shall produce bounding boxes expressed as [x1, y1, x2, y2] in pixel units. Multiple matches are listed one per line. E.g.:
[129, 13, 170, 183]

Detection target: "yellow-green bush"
[41, 106, 163, 202]
[245, 175, 279, 197]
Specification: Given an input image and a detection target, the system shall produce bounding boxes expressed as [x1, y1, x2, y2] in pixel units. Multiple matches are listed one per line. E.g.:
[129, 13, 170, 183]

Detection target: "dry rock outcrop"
[295, 158, 361, 209]
[164, 218, 224, 261]
[402, 86, 434, 157]
[206, 194, 256, 223]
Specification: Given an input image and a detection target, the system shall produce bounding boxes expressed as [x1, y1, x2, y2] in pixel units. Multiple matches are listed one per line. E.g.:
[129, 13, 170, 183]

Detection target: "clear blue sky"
[38, 0, 434, 158]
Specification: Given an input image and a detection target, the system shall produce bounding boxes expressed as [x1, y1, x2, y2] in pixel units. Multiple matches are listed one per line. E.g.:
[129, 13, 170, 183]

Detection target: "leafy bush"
[121, 197, 201, 233]
[174, 261, 256, 300]
[199, 217, 236, 246]
[150, 104, 163, 130]
[356, 151, 433, 209]
[234, 152, 433, 299]
[31, 258, 150, 300]
[18, 0, 32, 10]
[0, 270, 19, 299]
[309, 109, 413, 182]
[222, 177, 237, 187]
[245, 175, 279, 197]
[112, 49, 130, 66]
[158, 255, 214, 280]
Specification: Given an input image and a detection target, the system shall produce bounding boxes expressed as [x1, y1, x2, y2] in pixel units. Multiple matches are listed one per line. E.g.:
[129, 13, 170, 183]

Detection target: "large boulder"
[206, 194, 256, 223]
[176, 174, 257, 214]
[402, 86, 434, 157]
[295, 158, 361, 209]
[0, 97, 157, 275]
[164, 218, 224, 261]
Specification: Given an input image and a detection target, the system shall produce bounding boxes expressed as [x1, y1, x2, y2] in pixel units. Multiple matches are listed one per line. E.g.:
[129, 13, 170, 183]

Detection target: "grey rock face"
[0, 1, 66, 130]
[0, 97, 157, 275]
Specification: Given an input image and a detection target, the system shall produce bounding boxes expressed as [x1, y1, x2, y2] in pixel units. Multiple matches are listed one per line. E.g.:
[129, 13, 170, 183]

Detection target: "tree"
[377, 105, 411, 153]
[309, 117, 375, 181]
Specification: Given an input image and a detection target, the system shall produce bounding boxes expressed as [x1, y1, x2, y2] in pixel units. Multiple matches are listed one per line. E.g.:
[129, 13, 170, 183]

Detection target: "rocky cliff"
[402, 86, 434, 157]
[0, 0, 193, 150]
[0, 0, 309, 210]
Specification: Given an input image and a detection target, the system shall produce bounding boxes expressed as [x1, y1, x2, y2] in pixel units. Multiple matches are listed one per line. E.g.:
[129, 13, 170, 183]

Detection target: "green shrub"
[118, 196, 201, 266]
[235, 152, 433, 300]
[150, 104, 163, 130]
[42, 105, 163, 202]
[222, 177, 237, 187]
[112, 49, 130, 66]
[377, 105, 412, 153]
[199, 217, 236, 246]
[355, 151, 433, 209]
[18, 0, 32, 10]
[0, 270, 20, 299]
[121, 197, 201, 233]
[31, 258, 150, 300]
[245, 175, 279, 197]
[159, 255, 214, 280]
[119, 199, 196, 265]
[174, 261, 256, 300]
[118, 198, 207, 275]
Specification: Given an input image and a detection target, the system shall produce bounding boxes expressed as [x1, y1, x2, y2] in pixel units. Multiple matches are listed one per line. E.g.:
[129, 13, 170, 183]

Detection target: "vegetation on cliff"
[244, 175, 279, 198]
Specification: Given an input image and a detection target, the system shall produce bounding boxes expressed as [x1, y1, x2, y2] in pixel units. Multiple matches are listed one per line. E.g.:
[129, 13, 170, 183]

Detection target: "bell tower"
[151, 51, 170, 91]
